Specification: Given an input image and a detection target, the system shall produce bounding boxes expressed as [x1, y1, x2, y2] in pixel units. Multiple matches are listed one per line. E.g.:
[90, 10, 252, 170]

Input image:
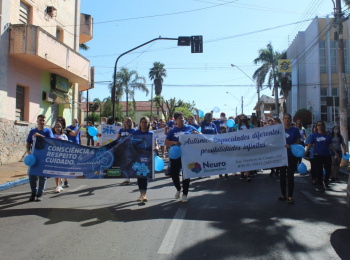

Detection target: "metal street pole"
[150, 84, 153, 119]
[334, 0, 348, 146]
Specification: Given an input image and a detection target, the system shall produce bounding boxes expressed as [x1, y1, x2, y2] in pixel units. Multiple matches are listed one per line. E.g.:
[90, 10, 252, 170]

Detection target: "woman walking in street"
[305, 121, 338, 191]
[305, 125, 317, 185]
[52, 122, 68, 193]
[279, 113, 301, 204]
[165, 111, 199, 203]
[330, 126, 346, 182]
[132, 116, 159, 202]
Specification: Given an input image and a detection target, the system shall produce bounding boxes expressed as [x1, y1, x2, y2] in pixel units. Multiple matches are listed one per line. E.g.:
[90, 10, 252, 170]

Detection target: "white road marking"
[301, 191, 325, 204]
[66, 185, 87, 192]
[158, 208, 187, 255]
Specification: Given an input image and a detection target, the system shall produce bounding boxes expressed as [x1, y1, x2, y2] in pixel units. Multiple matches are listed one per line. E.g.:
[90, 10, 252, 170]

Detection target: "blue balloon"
[226, 119, 235, 128]
[88, 126, 98, 137]
[24, 154, 36, 167]
[93, 136, 98, 141]
[198, 110, 204, 118]
[342, 153, 349, 160]
[154, 155, 165, 171]
[291, 144, 305, 158]
[169, 145, 182, 159]
[297, 162, 307, 174]
[197, 127, 202, 132]
[213, 107, 220, 113]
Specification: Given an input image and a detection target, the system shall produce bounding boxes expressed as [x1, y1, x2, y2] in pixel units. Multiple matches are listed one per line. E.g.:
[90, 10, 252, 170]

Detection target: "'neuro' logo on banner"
[187, 162, 202, 174]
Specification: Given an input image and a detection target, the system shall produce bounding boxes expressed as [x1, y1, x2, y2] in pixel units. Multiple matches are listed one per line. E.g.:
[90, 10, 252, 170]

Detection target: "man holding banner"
[26, 114, 54, 202]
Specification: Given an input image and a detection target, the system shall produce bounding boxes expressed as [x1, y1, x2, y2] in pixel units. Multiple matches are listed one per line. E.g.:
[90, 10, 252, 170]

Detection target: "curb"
[0, 177, 29, 191]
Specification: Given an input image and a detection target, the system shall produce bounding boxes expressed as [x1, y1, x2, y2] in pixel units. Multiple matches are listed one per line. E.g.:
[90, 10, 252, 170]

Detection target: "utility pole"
[335, 0, 348, 147]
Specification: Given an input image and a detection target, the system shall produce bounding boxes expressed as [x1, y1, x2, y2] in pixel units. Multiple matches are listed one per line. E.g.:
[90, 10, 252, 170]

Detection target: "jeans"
[137, 178, 148, 193]
[29, 175, 47, 195]
[279, 156, 297, 197]
[310, 158, 317, 180]
[331, 150, 342, 178]
[87, 135, 94, 146]
[314, 154, 331, 187]
[170, 158, 190, 195]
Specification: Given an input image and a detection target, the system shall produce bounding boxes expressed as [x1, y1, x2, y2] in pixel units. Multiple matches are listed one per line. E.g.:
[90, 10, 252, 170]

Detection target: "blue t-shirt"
[310, 132, 332, 156]
[166, 125, 196, 142]
[189, 123, 200, 130]
[167, 120, 174, 128]
[213, 119, 224, 133]
[118, 128, 135, 140]
[285, 126, 301, 156]
[305, 134, 314, 159]
[67, 125, 81, 144]
[133, 130, 154, 136]
[201, 121, 217, 134]
[26, 128, 54, 144]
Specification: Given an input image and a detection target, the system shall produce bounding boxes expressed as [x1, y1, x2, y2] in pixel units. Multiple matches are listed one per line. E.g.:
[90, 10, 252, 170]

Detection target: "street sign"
[191, 36, 203, 53]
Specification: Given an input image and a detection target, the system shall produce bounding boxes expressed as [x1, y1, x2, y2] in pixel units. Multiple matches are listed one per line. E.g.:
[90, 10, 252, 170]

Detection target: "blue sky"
[80, 0, 334, 118]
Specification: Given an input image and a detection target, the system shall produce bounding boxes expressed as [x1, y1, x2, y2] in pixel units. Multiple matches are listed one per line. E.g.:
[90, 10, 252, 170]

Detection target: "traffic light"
[191, 36, 203, 53]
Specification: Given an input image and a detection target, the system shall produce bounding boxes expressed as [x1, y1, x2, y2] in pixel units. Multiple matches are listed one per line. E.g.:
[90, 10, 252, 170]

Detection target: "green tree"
[79, 43, 89, 51]
[293, 109, 312, 127]
[84, 112, 99, 124]
[252, 43, 286, 115]
[149, 62, 167, 96]
[114, 68, 148, 117]
[153, 96, 194, 119]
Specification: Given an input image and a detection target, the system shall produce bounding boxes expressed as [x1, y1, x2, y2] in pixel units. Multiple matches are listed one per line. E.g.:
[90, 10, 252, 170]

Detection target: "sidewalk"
[0, 162, 29, 191]
[0, 159, 348, 191]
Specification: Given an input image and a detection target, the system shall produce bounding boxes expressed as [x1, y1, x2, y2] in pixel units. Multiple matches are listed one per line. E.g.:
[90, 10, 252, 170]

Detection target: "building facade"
[286, 16, 350, 129]
[0, 0, 93, 164]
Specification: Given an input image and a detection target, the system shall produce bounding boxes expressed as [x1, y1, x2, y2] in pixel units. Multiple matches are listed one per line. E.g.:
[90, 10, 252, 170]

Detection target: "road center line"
[158, 208, 187, 255]
[301, 191, 324, 204]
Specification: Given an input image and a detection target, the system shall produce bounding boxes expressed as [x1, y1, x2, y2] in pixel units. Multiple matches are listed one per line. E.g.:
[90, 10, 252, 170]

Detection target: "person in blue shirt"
[187, 115, 200, 130]
[278, 113, 300, 204]
[165, 111, 199, 203]
[213, 112, 227, 134]
[26, 114, 54, 202]
[67, 119, 83, 144]
[117, 117, 136, 185]
[305, 125, 317, 185]
[132, 116, 159, 202]
[194, 108, 217, 134]
[305, 120, 338, 191]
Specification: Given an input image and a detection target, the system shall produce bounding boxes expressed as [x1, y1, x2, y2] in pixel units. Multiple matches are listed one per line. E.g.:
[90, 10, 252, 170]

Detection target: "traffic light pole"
[112, 37, 178, 120]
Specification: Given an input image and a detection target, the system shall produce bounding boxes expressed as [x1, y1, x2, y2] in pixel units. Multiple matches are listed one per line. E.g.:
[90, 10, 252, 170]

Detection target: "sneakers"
[247, 177, 252, 182]
[63, 181, 70, 188]
[142, 196, 148, 202]
[181, 195, 188, 203]
[36, 194, 44, 201]
[55, 186, 64, 193]
[29, 193, 36, 202]
[316, 186, 325, 192]
[175, 190, 181, 199]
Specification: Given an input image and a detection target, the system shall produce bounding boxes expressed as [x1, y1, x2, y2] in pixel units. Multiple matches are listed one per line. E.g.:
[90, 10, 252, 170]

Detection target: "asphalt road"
[0, 167, 349, 260]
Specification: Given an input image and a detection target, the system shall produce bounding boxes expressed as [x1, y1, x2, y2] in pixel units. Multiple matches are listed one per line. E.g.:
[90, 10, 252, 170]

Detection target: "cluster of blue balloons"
[154, 155, 165, 171]
[24, 154, 36, 167]
[169, 145, 182, 159]
[342, 153, 350, 160]
[88, 126, 98, 141]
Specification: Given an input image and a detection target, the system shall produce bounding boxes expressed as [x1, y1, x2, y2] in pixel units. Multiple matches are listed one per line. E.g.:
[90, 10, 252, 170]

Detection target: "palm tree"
[149, 62, 167, 96]
[79, 43, 89, 51]
[116, 68, 148, 117]
[252, 43, 285, 115]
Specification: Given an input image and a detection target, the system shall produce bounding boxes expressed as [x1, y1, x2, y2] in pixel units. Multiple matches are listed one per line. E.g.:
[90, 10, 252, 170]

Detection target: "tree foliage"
[149, 62, 167, 96]
[293, 108, 312, 127]
[153, 96, 195, 119]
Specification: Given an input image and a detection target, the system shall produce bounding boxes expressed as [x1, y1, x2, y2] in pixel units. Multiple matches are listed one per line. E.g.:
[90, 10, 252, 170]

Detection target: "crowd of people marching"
[26, 109, 347, 204]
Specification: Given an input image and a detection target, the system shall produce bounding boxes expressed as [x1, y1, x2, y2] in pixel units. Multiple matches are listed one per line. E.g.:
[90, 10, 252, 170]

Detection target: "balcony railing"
[9, 24, 91, 91]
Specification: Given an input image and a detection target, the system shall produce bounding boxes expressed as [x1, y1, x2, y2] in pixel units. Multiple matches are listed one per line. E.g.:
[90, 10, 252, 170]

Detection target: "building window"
[16, 85, 25, 121]
[330, 41, 337, 74]
[319, 41, 327, 73]
[56, 26, 64, 42]
[320, 89, 328, 121]
[19, 2, 30, 24]
[331, 87, 338, 96]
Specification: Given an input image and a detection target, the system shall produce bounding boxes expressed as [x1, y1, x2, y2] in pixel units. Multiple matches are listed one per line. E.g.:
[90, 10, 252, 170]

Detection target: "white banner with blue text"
[179, 124, 287, 179]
